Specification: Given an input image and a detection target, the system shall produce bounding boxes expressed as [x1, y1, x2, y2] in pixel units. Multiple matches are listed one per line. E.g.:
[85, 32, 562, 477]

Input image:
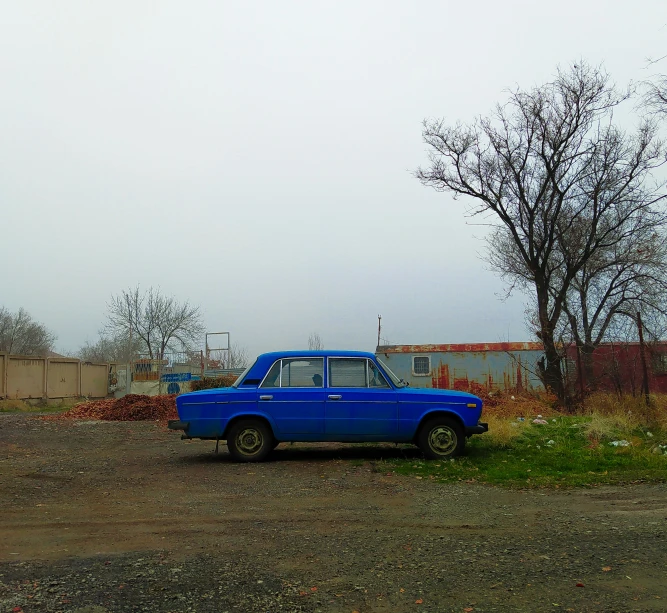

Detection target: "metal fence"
[108, 349, 248, 398]
[0, 352, 109, 400]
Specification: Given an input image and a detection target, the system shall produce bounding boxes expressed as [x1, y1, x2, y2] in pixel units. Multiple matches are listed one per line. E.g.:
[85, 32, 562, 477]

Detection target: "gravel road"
[1, 414, 666, 613]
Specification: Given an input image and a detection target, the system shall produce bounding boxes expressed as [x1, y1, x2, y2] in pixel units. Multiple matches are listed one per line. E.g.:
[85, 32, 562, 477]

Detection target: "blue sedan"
[169, 350, 488, 462]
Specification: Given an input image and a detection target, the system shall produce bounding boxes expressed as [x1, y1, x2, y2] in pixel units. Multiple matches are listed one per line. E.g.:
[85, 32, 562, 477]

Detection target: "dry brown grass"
[583, 411, 639, 442]
[481, 390, 667, 429]
[0, 398, 34, 412]
[483, 414, 531, 447]
[483, 391, 556, 418]
[581, 392, 667, 430]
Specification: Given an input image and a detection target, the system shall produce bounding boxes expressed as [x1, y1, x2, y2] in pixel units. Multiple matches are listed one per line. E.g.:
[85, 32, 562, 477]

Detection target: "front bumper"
[465, 422, 488, 436]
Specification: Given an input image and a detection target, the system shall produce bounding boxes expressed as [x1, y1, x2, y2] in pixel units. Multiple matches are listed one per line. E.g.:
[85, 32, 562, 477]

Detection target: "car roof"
[258, 350, 376, 360]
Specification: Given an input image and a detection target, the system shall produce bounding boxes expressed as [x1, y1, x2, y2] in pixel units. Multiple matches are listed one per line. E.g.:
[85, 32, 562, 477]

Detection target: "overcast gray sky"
[1, 1, 665, 358]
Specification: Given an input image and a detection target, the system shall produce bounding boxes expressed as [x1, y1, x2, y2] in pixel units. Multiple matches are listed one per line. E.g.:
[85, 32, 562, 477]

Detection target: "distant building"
[376, 342, 667, 394]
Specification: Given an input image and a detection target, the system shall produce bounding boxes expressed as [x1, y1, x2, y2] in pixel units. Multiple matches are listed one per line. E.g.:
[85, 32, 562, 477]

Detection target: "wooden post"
[637, 311, 650, 405]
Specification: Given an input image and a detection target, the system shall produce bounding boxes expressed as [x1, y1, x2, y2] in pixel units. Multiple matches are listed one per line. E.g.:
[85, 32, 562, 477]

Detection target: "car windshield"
[376, 358, 408, 387]
[232, 360, 256, 388]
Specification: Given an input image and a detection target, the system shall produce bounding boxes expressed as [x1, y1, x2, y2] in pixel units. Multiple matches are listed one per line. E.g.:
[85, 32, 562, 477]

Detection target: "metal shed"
[375, 343, 544, 392]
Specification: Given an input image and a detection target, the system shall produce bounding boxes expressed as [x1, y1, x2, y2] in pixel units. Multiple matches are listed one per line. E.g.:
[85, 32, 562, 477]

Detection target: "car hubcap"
[428, 426, 456, 454]
[237, 428, 263, 455]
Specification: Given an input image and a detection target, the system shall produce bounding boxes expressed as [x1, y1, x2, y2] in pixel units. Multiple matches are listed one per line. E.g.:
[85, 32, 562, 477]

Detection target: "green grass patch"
[385, 416, 667, 488]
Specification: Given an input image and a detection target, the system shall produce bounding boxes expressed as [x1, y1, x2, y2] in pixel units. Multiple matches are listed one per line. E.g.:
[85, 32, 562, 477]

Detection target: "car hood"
[397, 387, 482, 404]
[176, 387, 233, 408]
[182, 387, 232, 396]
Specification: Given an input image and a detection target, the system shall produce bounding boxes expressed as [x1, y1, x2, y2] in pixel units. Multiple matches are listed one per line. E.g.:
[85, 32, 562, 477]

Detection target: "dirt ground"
[1, 414, 666, 613]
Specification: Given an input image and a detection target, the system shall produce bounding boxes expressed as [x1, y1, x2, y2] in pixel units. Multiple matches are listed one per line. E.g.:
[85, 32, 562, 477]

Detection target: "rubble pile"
[53, 394, 178, 421]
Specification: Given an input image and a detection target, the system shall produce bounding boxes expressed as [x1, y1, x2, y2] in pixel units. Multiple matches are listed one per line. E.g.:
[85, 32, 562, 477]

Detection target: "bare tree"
[507, 215, 667, 388]
[78, 332, 143, 363]
[227, 343, 250, 368]
[106, 287, 204, 360]
[561, 231, 667, 384]
[0, 307, 56, 355]
[417, 63, 666, 402]
[308, 332, 323, 350]
[207, 343, 250, 369]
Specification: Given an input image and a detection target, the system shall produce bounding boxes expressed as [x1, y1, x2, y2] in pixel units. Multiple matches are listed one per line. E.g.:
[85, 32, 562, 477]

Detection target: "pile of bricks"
[53, 394, 178, 421]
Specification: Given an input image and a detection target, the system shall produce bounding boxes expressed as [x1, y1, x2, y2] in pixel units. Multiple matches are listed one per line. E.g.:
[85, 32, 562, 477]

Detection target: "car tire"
[417, 416, 465, 459]
[227, 419, 274, 462]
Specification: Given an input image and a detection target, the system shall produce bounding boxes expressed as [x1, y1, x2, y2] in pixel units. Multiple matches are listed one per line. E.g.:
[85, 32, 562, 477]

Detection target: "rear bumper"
[465, 422, 488, 436]
[168, 420, 189, 432]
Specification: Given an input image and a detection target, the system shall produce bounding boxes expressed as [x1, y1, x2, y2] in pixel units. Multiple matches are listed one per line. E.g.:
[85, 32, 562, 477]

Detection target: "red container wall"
[564, 343, 667, 394]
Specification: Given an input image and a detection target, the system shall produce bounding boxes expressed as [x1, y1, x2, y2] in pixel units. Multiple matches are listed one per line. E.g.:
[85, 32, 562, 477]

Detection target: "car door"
[257, 357, 325, 439]
[324, 357, 398, 438]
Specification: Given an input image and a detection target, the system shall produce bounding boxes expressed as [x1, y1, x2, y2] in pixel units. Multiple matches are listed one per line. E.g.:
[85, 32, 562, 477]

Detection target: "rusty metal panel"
[376, 348, 544, 392]
[47, 359, 80, 398]
[564, 342, 667, 394]
[7, 356, 46, 399]
[81, 363, 109, 398]
[0, 353, 6, 397]
[378, 342, 543, 354]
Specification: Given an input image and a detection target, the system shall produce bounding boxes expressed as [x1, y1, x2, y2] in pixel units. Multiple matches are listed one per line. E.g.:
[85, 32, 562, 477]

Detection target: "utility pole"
[377, 315, 382, 349]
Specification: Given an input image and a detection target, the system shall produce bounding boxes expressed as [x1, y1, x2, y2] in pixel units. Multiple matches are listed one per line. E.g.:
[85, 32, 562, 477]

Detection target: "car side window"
[260, 358, 324, 388]
[259, 360, 281, 388]
[282, 358, 324, 387]
[368, 360, 391, 388]
[329, 358, 367, 387]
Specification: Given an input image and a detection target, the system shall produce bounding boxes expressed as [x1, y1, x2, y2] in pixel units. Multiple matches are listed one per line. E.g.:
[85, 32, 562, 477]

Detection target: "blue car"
[169, 350, 488, 462]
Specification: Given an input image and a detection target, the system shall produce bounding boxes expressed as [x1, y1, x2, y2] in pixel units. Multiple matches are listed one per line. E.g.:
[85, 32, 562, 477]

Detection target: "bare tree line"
[0, 306, 56, 356]
[79, 286, 251, 368]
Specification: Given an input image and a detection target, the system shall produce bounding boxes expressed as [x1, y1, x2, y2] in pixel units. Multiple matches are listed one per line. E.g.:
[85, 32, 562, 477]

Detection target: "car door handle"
[259, 395, 273, 400]
[328, 394, 342, 400]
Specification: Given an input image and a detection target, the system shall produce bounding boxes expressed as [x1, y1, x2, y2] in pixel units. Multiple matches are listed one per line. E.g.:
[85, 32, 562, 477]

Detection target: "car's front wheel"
[227, 419, 274, 462]
[417, 416, 465, 459]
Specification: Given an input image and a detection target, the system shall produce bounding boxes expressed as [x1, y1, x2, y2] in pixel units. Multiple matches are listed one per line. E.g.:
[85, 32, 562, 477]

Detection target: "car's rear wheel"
[417, 416, 465, 459]
[227, 419, 274, 462]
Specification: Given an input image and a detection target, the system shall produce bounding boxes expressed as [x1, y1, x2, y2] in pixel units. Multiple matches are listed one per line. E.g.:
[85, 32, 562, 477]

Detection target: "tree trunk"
[579, 343, 596, 392]
[536, 289, 566, 404]
[540, 338, 565, 402]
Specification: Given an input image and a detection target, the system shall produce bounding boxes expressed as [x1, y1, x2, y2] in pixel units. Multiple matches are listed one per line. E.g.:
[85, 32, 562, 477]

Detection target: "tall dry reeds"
[581, 392, 667, 430]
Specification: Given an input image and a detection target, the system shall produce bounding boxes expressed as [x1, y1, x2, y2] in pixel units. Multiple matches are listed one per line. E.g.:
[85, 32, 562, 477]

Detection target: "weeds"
[0, 398, 34, 412]
[583, 411, 640, 442]
[484, 414, 529, 447]
[0, 398, 83, 413]
[388, 415, 667, 488]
